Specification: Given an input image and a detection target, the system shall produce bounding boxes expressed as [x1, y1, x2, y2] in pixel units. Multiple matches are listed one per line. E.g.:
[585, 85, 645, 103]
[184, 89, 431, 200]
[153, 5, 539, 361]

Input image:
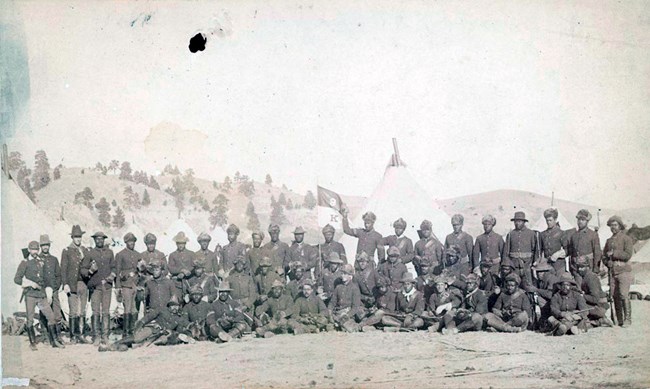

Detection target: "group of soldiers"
[14, 206, 636, 351]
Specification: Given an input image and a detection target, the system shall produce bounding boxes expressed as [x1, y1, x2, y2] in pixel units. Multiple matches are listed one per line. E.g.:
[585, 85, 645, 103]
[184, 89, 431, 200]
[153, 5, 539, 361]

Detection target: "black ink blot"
[189, 33, 207, 53]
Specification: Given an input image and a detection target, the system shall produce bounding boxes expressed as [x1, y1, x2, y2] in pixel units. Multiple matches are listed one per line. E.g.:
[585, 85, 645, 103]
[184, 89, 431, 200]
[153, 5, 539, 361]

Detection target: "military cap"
[28, 241, 40, 250]
[504, 273, 521, 285]
[189, 285, 204, 295]
[293, 226, 306, 235]
[451, 214, 464, 225]
[226, 224, 240, 234]
[376, 276, 390, 288]
[70, 225, 85, 236]
[193, 259, 206, 269]
[419, 259, 433, 268]
[558, 273, 577, 286]
[268, 224, 280, 233]
[361, 212, 377, 222]
[341, 264, 355, 275]
[576, 209, 592, 221]
[233, 255, 246, 264]
[481, 215, 496, 226]
[393, 218, 407, 229]
[197, 232, 212, 242]
[173, 231, 189, 243]
[322, 224, 335, 234]
[500, 258, 515, 269]
[147, 259, 163, 269]
[218, 281, 232, 291]
[144, 233, 157, 244]
[39, 234, 52, 246]
[480, 261, 493, 268]
[123, 232, 137, 243]
[328, 252, 344, 264]
[510, 212, 528, 222]
[463, 273, 479, 283]
[356, 252, 370, 262]
[606, 215, 626, 230]
[420, 219, 433, 230]
[167, 295, 180, 307]
[532, 261, 553, 272]
[271, 279, 285, 289]
[574, 256, 591, 268]
[301, 279, 315, 288]
[252, 231, 265, 240]
[433, 275, 449, 285]
[91, 231, 108, 239]
[400, 273, 416, 283]
[543, 208, 559, 220]
[259, 257, 273, 267]
[387, 246, 401, 257]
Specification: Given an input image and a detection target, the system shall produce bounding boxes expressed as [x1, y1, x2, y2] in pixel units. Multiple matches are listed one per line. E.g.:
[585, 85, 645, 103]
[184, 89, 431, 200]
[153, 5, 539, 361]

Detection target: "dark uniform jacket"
[479, 272, 499, 293]
[379, 261, 407, 291]
[140, 307, 190, 331]
[247, 246, 265, 275]
[318, 241, 348, 264]
[185, 274, 220, 301]
[194, 248, 219, 275]
[228, 270, 257, 308]
[145, 277, 175, 312]
[428, 289, 462, 312]
[460, 289, 488, 314]
[539, 225, 569, 259]
[40, 253, 61, 290]
[80, 246, 116, 289]
[354, 267, 381, 299]
[343, 226, 385, 264]
[293, 294, 328, 316]
[182, 300, 213, 323]
[568, 228, 602, 270]
[374, 290, 397, 313]
[415, 276, 435, 303]
[382, 235, 414, 264]
[493, 288, 531, 317]
[473, 231, 504, 268]
[61, 243, 89, 292]
[285, 279, 302, 300]
[550, 290, 588, 319]
[168, 250, 195, 288]
[115, 248, 140, 289]
[414, 237, 444, 269]
[220, 241, 249, 274]
[321, 268, 342, 296]
[207, 298, 251, 326]
[328, 281, 362, 312]
[256, 294, 295, 319]
[576, 270, 607, 307]
[504, 227, 538, 261]
[141, 249, 167, 269]
[262, 241, 290, 273]
[603, 232, 634, 275]
[14, 256, 47, 298]
[255, 272, 282, 296]
[289, 242, 319, 272]
[445, 231, 474, 263]
[533, 274, 561, 301]
[395, 289, 425, 316]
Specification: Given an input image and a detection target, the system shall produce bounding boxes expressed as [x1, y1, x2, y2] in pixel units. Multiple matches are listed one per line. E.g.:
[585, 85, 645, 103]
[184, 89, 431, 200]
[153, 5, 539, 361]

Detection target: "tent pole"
[392, 138, 400, 167]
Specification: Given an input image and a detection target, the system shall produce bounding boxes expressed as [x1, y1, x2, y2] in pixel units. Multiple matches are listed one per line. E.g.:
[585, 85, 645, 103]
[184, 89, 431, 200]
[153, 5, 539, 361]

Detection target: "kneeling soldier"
[381, 273, 425, 330]
[548, 273, 589, 336]
[484, 273, 530, 333]
[445, 274, 488, 334]
[206, 282, 252, 342]
[254, 280, 295, 337]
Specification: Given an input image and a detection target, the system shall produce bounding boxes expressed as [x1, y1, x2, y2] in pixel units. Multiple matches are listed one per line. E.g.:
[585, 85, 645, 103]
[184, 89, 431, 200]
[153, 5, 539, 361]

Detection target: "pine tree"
[278, 193, 287, 206]
[222, 176, 232, 192]
[149, 176, 160, 190]
[53, 166, 61, 180]
[286, 198, 294, 210]
[209, 194, 229, 227]
[142, 189, 151, 206]
[95, 197, 112, 227]
[8, 151, 25, 172]
[304, 190, 317, 210]
[119, 161, 133, 180]
[234, 171, 242, 183]
[32, 150, 51, 190]
[265, 174, 273, 185]
[238, 181, 255, 197]
[270, 201, 287, 226]
[123, 186, 141, 210]
[95, 162, 104, 171]
[270, 195, 277, 207]
[74, 187, 94, 209]
[112, 207, 125, 228]
[109, 160, 120, 174]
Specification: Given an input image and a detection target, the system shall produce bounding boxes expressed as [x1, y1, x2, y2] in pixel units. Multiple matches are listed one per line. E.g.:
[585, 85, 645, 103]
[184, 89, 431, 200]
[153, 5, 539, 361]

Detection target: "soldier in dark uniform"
[286, 262, 306, 300]
[167, 231, 196, 301]
[39, 234, 65, 345]
[262, 224, 291, 278]
[528, 261, 560, 331]
[220, 224, 249, 276]
[353, 252, 381, 310]
[548, 273, 589, 336]
[254, 280, 295, 337]
[138, 233, 167, 313]
[445, 214, 474, 275]
[145, 260, 176, 312]
[227, 256, 258, 311]
[478, 261, 500, 310]
[61, 225, 90, 343]
[247, 231, 266, 276]
[341, 208, 385, 267]
[381, 273, 425, 330]
[182, 285, 213, 340]
[539, 208, 570, 274]
[195, 232, 219, 277]
[206, 282, 253, 342]
[603, 215, 635, 327]
[484, 273, 530, 333]
[115, 232, 141, 338]
[472, 215, 504, 275]
[358, 276, 396, 330]
[132, 296, 192, 346]
[80, 231, 116, 345]
[288, 280, 331, 334]
[381, 218, 414, 266]
[318, 224, 348, 278]
[288, 226, 318, 276]
[445, 274, 488, 334]
[15, 241, 60, 350]
[328, 264, 363, 332]
[575, 256, 613, 327]
[320, 252, 344, 303]
[415, 260, 435, 303]
[184, 259, 219, 303]
[425, 276, 462, 333]
[254, 257, 282, 305]
[379, 246, 408, 292]
[414, 220, 444, 276]
[503, 211, 538, 287]
[568, 209, 602, 274]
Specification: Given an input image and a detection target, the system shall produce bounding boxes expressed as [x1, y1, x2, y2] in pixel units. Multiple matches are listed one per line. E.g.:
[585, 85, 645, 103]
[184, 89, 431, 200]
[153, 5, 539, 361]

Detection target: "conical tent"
[632, 241, 650, 263]
[533, 208, 573, 232]
[210, 225, 228, 247]
[158, 219, 199, 254]
[339, 163, 450, 265]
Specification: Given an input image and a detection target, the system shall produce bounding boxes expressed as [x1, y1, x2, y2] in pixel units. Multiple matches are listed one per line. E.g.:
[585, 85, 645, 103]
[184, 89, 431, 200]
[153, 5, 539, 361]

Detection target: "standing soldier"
[247, 231, 266, 276]
[138, 233, 167, 313]
[39, 234, 65, 345]
[195, 232, 219, 278]
[381, 218, 414, 266]
[413, 220, 444, 276]
[473, 215, 504, 275]
[568, 209, 602, 275]
[168, 232, 196, 301]
[228, 256, 258, 311]
[80, 231, 116, 345]
[145, 260, 176, 312]
[503, 211, 538, 287]
[318, 224, 348, 276]
[341, 208, 385, 267]
[539, 208, 570, 274]
[115, 232, 141, 338]
[15, 241, 61, 350]
[379, 247, 408, 291]
[445, 214, 474, 275]
[262, 224, 291, 278]
[61, 225, 90, 343]
[221, 224, 249, 276]
[288, 226, 318, 276]
[603, 215, 634, 327]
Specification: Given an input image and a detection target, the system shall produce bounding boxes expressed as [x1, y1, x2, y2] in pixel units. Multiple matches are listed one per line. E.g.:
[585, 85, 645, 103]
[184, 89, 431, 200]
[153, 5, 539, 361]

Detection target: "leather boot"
[122, 314, 130, 339]
[48, 325, 65, 348]
[622, 299, 632, 327]
[76, 317, 89, 344]
[56, 323, 67, 344]
[92, 315, 101, 346]
[101, 315, 110, 344]
[81, 314, 89, 335]
[614, 298, 624, 326]
[26, 326, 38, 351]
[127, 314, 134, 336]
[69, 317, 78, 344]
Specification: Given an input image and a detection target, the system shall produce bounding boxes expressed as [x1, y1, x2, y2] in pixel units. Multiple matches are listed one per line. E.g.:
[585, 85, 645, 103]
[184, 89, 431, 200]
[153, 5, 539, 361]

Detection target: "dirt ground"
[3, 301, 650, 389]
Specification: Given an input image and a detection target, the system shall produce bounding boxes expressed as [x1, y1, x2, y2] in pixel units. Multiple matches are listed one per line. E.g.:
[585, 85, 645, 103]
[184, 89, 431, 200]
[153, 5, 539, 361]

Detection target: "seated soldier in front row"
[205, 282, 253, 343]
[424, 275, 462, 333]
[484, 273, 530, 333]
[254, 280, 295, 338]
[288, 279, 332, 334]
[328, 264, 363, 332]
[357, 276, 395, 331]
[381, 273, 425, 331]
[547, 273, 589, 336]
[182, 285, 213, 341]
[528, 261, 560, 332]
[574, 256, 614, 328]
[443, 273, 488, 335]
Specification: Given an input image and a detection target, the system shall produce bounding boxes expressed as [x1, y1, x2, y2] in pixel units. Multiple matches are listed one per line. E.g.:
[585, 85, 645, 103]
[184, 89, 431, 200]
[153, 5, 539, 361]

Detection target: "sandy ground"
[3, 301, 650, 389]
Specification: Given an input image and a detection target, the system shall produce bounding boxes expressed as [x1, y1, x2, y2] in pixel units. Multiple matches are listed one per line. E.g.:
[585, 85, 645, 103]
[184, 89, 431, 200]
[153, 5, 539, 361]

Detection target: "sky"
[2, 1, 650, 210]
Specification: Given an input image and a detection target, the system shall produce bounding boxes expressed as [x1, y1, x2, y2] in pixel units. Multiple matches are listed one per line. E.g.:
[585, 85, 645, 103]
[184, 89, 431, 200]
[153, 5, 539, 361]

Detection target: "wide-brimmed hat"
[463, 273, 479, 283]
[259, 257, 273, 267]
[500, 258, 515, 269]
[197, 232, 212, 242]
[400, 273, 416, 283]
[606, 215, 626, 230]
[328, 252, 344, 264]
[28, 241, 40, 250]
[39, 234, 52, 246]
[173, 232, 189, 243]
[293, 226, 306, 235]
[558, 273, 577, 286]
[70, 225, 85, 236]
[91, 231, 108, 239]
[218, 281, 232, 291]
[510, 212, 528, 222]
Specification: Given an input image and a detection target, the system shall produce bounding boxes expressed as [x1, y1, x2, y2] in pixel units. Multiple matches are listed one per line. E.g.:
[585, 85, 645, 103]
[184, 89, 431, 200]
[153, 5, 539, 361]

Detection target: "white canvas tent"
[632, 241, 650, 264]
[339, 142, 449, 265]
[210, 225, 228, 247]
[157, 219, 199, 254]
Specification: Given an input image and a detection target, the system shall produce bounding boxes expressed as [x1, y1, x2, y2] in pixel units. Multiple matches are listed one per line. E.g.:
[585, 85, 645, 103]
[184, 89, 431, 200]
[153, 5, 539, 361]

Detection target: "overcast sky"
[4, 1, 650, 209]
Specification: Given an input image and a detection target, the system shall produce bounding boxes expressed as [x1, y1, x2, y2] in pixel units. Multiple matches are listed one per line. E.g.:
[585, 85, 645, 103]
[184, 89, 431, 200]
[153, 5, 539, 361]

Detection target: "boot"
[75, 317, 89, 344]
[614, 298, 624, 326]
[122, 314, 130, 339]
[92, 315, 101, 346]
[26, 326, 38, 351]
[555, 323, 568, 336]
[101, 315, 110, 344]
[81, 314, 90, 334]
[129, 313, 137, 336]
[69, 317, 78, 344]
[55, 323, 67, 345]
[48, 325, 65, 348]
[622, 299, 632, 327]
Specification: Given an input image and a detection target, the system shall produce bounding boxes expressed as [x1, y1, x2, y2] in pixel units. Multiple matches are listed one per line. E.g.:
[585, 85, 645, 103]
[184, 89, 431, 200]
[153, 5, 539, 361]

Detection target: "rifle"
[606, 264, 616, 325]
